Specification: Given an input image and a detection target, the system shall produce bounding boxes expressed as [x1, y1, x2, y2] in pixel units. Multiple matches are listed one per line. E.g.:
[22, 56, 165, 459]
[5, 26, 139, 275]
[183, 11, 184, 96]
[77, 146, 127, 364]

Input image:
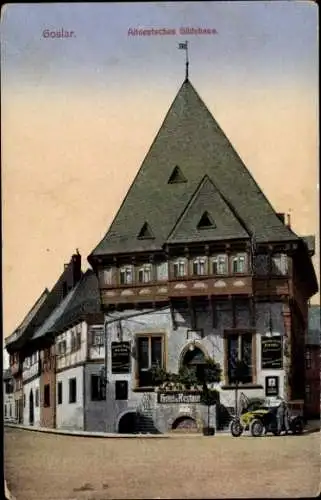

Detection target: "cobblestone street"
[4, 427, 320, 499]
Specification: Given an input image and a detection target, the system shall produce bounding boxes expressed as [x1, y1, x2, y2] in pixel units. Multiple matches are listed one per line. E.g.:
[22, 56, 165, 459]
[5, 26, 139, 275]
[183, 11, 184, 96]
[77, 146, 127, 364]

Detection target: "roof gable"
[31, 270, 101, 339]
[90, 79, 298, 258]
[167, 176, 249, 244]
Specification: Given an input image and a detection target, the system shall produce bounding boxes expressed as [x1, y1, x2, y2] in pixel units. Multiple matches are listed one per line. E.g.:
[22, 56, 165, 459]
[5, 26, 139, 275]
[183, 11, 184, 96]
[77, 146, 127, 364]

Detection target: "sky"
[1, 1, 319, 366]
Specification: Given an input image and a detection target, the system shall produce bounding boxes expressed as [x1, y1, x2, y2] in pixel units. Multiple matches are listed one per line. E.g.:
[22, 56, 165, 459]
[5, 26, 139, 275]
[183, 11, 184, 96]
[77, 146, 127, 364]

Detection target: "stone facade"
[97, 301, 287, 433]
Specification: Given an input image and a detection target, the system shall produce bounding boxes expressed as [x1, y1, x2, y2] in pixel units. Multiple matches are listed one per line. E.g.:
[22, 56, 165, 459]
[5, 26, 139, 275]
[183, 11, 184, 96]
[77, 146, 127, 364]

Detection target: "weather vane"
[178, 40, 189, 81]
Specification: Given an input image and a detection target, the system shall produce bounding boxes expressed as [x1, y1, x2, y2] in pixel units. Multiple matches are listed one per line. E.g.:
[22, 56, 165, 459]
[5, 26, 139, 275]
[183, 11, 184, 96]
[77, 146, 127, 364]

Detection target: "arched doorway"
[29, 389, 34, 425]
[118, 412, 137, 434]
[180, 345, 207, 382]
[172, 416, 198, 432]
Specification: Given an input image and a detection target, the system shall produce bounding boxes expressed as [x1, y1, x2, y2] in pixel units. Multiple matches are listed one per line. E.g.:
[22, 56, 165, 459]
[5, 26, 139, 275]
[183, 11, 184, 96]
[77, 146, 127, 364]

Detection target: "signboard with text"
[111, 342, 131, 374]
[261, 336, 283, 369]
[157, 392, 202, 404]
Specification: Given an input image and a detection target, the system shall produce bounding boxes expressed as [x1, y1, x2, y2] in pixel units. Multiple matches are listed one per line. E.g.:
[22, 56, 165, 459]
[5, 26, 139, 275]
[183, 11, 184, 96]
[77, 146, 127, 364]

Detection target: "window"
[212, 255, 228, 275]
[119, 266, 133, 285]
[271, 253, 288, 275]
[44, 384, 50, 407]
[156, 261, 168, 281]
[69, 378, 77, 403]
[305, 350, 312, 369]
[232, 253, 247, 274]
[9, 405, 12, 417]
[4, 406, 7, 417]
[225, 333, 253, 385]
[58, 340, 67, 356]
[91, 374, 106, 401]
[115, 380, 128, 400]
[23, 394, 26, 408]
[173, 259, 186, 278]
[57, 382, 63, 405]
[91, 327, 104, 347]
[136, 335, 164, 388]
[193, 257, 207, 276]
[305, 384, 311, 402]
[100, 268, 112, 285]
[35, 388, 39, 407]
[70, 331, 76, 352]
[254, 254, 269, 275]
[138, 264, 152, 283]
[5, 380, 13, 394]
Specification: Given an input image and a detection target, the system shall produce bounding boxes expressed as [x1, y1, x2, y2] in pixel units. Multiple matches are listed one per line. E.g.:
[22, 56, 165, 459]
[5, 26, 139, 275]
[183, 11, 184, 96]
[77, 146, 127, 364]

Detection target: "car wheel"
[250, 419, 264, 437]
[230, 419, 244, 437]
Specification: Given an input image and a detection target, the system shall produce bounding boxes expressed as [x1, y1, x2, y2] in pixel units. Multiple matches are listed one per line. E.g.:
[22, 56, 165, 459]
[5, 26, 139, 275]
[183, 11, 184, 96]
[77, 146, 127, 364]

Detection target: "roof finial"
[178, 40, 189, 81]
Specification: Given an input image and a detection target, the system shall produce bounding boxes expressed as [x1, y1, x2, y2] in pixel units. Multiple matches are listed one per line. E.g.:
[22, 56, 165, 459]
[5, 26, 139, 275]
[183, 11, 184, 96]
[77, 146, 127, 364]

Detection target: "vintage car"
[230, 397, 304, 437]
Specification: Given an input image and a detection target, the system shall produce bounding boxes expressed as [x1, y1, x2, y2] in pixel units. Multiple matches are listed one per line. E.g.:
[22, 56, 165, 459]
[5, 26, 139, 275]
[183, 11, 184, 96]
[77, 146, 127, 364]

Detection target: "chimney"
[286, 213, 291, 228]
[71, 250, 82, 286]
[276, 213, 285, 224]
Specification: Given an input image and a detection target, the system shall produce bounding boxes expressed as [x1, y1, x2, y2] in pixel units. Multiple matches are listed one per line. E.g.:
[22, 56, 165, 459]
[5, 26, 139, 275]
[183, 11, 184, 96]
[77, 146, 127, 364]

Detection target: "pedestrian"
[277, 400, 290, 435]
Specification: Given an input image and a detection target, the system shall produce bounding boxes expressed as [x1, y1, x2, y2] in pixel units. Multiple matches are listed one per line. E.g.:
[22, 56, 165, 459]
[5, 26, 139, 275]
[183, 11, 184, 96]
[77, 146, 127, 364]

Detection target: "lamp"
[189, 341, 196, 351]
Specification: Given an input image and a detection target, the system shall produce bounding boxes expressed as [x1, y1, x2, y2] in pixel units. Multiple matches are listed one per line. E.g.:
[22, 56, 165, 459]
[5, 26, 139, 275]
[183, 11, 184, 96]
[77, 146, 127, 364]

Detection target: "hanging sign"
[261, 336, 283, 369]
[111, 342, 131, 374]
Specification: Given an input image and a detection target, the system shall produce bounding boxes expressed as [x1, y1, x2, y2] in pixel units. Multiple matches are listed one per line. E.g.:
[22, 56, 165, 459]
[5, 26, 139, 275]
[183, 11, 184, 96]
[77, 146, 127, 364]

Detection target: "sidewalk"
[5, 420, 320, 439]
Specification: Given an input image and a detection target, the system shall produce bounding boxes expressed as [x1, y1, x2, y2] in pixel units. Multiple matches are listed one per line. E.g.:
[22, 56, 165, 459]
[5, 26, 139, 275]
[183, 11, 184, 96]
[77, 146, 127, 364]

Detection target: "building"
[6, 262, 105, 431]
[5, 252, 82, 425]
[88, 76, 318, 433]
[3, 369, 15, 422]
[305, 305, 320, 419]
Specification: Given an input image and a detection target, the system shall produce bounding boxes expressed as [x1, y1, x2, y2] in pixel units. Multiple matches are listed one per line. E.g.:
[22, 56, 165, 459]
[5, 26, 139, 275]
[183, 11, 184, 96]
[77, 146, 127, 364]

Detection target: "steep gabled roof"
[167, 175, 249, 244]
[51, 270, 102, 333]
[89, 79, 297, 259]
[5, 289, 49, 347]
[31, 270, 101, 340]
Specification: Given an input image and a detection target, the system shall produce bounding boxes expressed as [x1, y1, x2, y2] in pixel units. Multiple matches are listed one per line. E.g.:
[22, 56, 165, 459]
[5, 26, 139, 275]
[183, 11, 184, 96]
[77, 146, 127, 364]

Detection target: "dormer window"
[212, 255, 228, 275]
[138, 264, 152, 283]
[193, 257, 207, 276]
[119, 266, 133, 285]
[173, 259, 187, 278]
[232, 253, 247, 274]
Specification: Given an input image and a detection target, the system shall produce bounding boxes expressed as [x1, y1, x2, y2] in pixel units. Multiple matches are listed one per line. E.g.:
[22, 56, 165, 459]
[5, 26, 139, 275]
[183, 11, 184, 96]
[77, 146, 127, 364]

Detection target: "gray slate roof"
[5, 289, 49, 346]
[167, 175, 249, 244]
[31, 270, 101, 340]
[307, 305, 320, 345]
[90, 79, 298, 258]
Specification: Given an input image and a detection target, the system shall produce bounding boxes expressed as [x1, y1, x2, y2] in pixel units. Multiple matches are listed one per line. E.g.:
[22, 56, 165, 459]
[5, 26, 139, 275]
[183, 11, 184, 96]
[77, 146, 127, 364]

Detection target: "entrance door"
[29, 389, 34, 425]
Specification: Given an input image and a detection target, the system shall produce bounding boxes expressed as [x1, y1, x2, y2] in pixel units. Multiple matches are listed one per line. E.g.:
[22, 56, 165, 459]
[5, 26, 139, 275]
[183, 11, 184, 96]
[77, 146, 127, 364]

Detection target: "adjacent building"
[88, 77, 318, 433]
[3, 369, 15, 422]
[305, 305, 320, 419]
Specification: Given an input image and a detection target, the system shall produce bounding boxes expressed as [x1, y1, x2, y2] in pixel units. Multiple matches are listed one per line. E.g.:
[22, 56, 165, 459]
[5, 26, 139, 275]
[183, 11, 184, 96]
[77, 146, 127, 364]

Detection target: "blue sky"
[1, 2, 318, 89]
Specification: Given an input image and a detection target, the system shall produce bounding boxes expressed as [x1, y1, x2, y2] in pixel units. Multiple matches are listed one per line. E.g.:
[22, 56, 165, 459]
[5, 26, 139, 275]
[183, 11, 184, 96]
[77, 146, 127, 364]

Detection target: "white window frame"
[91, 326, 104, 347]
[212, 254, 228, 275]
[271, 253, 288, 275]
[193, 257, 207, 276]
[119, 266, 133, 285]
[138, 264, 152, 283]
[232, 253, 247, 274]
[173, 259, 187, 278]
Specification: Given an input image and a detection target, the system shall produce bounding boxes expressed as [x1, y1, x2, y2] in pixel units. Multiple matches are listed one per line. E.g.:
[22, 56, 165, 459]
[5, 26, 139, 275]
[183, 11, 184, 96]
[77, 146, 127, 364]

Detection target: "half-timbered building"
[88, 77, 318, 433]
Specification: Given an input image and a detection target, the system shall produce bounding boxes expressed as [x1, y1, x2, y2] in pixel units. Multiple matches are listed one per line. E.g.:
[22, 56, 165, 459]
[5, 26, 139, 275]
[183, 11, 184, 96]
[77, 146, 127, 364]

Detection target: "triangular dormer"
[167, 176, 249, 244]
[137, 222, 154, 240]
[197, 211, 215, 229]
[168, 165, 187, 184]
